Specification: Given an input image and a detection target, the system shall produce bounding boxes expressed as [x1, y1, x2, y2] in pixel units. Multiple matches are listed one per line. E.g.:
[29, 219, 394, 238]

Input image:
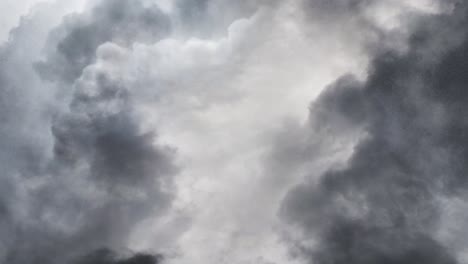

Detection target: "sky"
[1, 0, 468, 264]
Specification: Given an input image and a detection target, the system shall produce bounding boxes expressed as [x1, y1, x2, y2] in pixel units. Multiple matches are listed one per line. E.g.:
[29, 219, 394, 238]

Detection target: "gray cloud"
[280, 1, 468, 264]
[303, 0, 373, 20]
[0, 0, 178, 263]
[173, 0, 274, 38]
[73, 248, 163, 264]
[36, 0, 170, 83]
[2, 0, 464, 264]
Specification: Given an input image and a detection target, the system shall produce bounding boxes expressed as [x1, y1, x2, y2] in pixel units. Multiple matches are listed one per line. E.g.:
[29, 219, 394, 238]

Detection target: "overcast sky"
[1, 0, 468, 264]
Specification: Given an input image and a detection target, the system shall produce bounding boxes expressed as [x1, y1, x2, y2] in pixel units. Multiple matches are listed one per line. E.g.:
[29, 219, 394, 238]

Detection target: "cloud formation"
[0, 0, 277, 262]
[280, 1, 468, 263]
[73, 248, 163, 264]
[36, 0, 171, 83]
[0, 0, 176, 263]
[1, 0, 465, 264]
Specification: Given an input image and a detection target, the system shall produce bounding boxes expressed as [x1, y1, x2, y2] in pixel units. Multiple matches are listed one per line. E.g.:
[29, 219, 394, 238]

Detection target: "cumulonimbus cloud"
[0, 0, 177, 263]
[280, 1, 468, 263]
[2, 0, 467, 264]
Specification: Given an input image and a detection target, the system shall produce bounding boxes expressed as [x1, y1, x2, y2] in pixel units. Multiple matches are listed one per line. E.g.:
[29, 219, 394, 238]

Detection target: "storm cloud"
[0, 0, 176, 263]
[73, 248, 163, 264]
[36, 0, 171, 83]
[2, 0, 467, 264]
[280, 1, 468, 264]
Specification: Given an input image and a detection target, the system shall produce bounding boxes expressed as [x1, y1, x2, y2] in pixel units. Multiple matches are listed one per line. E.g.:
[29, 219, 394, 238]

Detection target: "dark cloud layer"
[281, 1, 468, 264]
[0, 0, 176, 263]
[74, 248, 163, 264]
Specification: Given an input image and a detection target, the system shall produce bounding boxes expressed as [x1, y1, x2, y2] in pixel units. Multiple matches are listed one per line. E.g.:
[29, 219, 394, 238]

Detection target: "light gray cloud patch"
[173, 0, 276, 38]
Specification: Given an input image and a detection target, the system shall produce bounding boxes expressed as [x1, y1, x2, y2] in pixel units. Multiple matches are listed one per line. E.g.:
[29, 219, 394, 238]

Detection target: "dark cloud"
[311, 75, 368, 130]
[0, 0, 176, 263]
[52, 72, 176, 187]
[299, 0, 434, 55]
[299, 0, 377, 32]
[280, 1, 468, 264]
[36, 0, 170, 83]
[312, 220, 456, 264]
[74, 248, 163, 264]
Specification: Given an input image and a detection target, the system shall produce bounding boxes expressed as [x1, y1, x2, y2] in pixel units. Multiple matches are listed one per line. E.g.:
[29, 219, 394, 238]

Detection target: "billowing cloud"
[0, 0, 278, 262]
[36, 0, 171, 83]
[279, 1, 468, 264]
[0, 0, 176, 263]
[2, 0, 465, 264]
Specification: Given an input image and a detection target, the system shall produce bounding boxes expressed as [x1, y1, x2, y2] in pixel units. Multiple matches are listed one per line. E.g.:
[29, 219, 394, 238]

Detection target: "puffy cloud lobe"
[52, 61, 176, 187]
[0, 0, 176, 263]
[281, 1, 468, 264]
[1, 0, 455, 264]
[173, 0, 273, 37]
[36, 0, 171, 83]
